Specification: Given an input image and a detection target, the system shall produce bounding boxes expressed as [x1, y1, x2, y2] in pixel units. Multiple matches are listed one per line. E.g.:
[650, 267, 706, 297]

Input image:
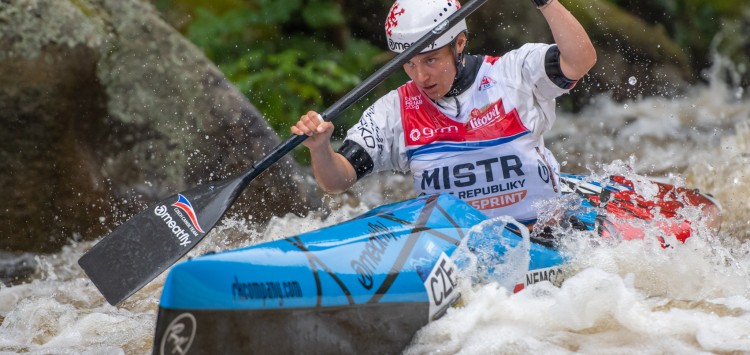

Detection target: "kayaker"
[291, 0, 596, 227]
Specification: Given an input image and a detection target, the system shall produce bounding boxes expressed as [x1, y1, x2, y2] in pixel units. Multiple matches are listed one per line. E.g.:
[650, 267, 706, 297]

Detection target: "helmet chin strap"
[446, 35, 469, 97]
[436, 36, 469, 119]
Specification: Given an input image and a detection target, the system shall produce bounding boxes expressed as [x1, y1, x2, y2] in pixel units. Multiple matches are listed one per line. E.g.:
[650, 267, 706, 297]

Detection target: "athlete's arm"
[537, 0, 597, 80]
[291, 111, 357, 194]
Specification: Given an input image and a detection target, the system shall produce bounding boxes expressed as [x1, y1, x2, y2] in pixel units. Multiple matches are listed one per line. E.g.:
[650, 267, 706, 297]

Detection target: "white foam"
[2, 54, 750, 354]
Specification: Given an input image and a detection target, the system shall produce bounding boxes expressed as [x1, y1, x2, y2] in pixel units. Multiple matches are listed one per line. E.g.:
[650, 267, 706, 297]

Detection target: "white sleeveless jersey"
[343, 43, 571, 224]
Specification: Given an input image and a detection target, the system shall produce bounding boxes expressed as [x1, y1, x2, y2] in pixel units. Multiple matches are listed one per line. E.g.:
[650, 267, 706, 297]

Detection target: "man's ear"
[456, 32, 468, 53]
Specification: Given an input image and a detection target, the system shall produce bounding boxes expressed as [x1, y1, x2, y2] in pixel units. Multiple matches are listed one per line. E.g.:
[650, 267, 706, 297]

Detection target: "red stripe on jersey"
[398, 81, 527, 147]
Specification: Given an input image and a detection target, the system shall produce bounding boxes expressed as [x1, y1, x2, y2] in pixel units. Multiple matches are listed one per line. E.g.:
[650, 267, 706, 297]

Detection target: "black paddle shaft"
[78, 0, 489, 306]
[245, 0, 488, 186]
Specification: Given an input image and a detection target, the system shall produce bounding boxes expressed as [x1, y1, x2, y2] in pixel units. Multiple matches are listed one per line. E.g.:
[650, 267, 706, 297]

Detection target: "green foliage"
[185, 1, 382, 143]
[609, 0, 749, 73]
[303, 0, 346, 28]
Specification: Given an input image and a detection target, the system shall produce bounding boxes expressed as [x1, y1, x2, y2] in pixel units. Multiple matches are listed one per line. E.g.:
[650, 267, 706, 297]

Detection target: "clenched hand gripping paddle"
[78, 0, 489, 306]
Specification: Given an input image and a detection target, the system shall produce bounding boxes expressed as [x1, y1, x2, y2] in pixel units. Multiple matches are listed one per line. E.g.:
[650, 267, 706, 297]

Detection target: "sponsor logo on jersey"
[467, 101, 504, 130]
[405, 95, 423, 110]
[407, 125, 461, 144]
[537, 159, 550, 183]
[409, 128, 421, 141]
[468, 190, 527, 210]
[358, 106, 384, 150]
[478, 76, 496, 91]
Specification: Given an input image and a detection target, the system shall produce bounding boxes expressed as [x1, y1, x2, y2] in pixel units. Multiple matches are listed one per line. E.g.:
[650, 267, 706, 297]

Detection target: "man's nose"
[414, 66, 429, 83]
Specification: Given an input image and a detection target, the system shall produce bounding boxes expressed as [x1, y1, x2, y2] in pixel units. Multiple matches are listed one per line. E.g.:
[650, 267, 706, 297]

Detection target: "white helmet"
[384, 0, 468, 53]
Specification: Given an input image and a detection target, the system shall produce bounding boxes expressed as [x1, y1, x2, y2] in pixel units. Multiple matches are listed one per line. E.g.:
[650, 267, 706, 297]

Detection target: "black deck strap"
[286, 236, 355, 306]
[544, 45, 578, 89]
[593, 176, 615, 237]
[599, 178, 613, 206]
[337, 139, 374, 180]
[565, 214, 591, 231]
[530, 226, 556, 249]
[368, 195, 440, 304]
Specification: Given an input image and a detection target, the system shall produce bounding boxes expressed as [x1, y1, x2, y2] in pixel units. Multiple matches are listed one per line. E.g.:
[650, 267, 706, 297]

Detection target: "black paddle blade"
[78, 174, 248, 305]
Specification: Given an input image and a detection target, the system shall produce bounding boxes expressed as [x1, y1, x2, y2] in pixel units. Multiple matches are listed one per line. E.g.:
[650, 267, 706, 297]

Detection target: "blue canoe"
[152, 174, 720, 354]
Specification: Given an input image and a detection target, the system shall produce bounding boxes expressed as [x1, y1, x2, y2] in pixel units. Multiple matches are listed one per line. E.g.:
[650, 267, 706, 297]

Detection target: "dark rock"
[0, 0, 322, 252]
[0, 251, 38, 285]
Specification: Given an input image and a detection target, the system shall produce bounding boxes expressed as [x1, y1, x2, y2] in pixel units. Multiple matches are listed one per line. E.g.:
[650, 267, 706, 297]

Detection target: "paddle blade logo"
[172, 194, 205, 234]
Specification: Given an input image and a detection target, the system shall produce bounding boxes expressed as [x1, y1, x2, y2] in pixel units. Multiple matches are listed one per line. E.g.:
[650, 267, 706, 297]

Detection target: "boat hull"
[155, 302, 429, 355]
[152, 174, 720, 354]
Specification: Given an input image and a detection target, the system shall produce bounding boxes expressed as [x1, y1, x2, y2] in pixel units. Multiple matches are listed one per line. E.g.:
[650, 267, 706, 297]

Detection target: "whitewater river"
[1, 61, 749, 354]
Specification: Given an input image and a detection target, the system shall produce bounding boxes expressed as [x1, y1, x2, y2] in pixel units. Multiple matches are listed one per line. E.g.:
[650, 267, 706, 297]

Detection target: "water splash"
[452, 217, 531, 291]
[2, 51, 750, 355]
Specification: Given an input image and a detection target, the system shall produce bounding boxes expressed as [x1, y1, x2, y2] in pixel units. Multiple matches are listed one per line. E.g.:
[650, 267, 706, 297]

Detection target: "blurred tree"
[150, 0, 749, 145]
[151, 0, 391, 161]
[609, 0, 745, 81]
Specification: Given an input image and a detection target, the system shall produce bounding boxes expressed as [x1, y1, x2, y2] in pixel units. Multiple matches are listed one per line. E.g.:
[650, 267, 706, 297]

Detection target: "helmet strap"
[451, 40, 465, 76]
[446, 36, 469, 97]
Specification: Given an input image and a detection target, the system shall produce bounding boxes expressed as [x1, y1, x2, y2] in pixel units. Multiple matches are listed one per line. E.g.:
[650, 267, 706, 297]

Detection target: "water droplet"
[628, 76, 637, 86]
[624, 104, 629, 109]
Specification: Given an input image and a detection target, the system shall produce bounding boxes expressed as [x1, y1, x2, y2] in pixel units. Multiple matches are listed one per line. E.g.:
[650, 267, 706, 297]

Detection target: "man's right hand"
[290, 110, 357, 194]
[291, 111, 335, 151]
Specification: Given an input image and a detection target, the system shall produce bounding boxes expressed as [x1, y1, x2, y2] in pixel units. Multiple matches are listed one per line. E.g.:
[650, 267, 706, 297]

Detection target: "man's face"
[403, 45, 457, 100]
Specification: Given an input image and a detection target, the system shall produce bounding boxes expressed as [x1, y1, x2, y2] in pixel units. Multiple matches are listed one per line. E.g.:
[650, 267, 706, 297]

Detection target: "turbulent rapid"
[1, 62, 749, 354]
